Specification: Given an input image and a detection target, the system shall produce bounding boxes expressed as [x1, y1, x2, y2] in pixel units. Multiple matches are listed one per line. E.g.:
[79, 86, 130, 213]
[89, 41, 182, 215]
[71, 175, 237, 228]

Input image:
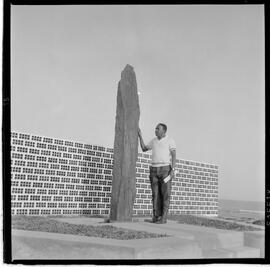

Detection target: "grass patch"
[12, 215, 168, 240]
[168, 215, 262, 231]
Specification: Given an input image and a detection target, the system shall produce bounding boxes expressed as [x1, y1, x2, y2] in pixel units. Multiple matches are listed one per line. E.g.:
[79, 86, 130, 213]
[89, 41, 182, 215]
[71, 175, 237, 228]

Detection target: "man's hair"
[158, 123, 167, 133]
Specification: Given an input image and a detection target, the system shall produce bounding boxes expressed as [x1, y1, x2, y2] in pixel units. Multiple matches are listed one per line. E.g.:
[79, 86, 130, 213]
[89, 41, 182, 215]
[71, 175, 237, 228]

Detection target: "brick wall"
[11, 132, 219, 216]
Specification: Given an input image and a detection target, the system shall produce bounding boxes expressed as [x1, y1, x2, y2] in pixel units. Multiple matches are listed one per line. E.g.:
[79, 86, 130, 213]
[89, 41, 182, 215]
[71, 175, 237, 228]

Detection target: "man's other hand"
[170, 169, 176, 179]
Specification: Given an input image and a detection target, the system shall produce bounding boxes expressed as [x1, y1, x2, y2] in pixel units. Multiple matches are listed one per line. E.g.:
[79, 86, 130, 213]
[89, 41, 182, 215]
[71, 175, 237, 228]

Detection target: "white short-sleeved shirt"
[147, 135, 176, 167]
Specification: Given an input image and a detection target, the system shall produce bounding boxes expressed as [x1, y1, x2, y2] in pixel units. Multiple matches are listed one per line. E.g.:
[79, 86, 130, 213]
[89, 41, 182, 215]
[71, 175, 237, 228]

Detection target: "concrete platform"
[203, 246, 260, 259]
[12, 229, 202, 259]
[12, 217, 264, 260]
[244, 231, 265, 257]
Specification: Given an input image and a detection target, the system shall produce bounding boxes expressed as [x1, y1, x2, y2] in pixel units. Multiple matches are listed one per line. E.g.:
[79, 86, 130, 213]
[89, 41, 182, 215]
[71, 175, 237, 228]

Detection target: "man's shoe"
[156, 217, 167, 224]
[152, 216, 161, 223]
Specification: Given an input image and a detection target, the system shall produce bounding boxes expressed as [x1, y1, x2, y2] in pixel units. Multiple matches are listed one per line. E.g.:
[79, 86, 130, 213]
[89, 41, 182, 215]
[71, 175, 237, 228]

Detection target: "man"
[138, 123, 176, 224]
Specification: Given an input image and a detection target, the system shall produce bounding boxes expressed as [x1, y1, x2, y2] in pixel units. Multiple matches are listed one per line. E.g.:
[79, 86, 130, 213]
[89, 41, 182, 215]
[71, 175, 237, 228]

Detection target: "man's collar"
[157, 134, 167, 140]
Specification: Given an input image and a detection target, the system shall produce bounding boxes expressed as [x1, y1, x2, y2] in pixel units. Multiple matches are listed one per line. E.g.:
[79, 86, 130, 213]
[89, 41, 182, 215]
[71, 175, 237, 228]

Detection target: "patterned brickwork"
[11, 132, 219, 216]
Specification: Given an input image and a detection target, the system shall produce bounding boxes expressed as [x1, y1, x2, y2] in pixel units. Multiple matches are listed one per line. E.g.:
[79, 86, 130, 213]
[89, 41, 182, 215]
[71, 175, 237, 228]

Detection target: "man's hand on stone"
[138, 128, 142, 138]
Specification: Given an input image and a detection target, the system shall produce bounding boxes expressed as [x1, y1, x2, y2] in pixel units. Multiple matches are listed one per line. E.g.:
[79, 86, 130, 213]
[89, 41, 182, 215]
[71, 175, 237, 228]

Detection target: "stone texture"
[110, 64, 140, 221]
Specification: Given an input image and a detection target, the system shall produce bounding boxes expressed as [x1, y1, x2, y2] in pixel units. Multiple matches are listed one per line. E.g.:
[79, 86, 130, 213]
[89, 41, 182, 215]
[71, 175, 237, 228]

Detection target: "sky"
[11, 5, 265, 202]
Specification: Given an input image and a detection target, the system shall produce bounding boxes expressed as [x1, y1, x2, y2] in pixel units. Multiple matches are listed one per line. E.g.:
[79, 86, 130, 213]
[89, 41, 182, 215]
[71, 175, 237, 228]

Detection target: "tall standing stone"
[110, 64, 140, 221]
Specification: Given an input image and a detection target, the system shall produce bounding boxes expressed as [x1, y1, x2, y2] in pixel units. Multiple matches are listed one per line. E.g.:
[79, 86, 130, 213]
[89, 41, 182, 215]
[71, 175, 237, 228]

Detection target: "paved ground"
[12, 217, 264, 260]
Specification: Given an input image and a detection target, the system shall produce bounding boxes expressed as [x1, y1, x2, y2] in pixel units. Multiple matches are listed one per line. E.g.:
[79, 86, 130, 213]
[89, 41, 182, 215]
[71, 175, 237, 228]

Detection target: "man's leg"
[156, 165, 171, 224]
[157, 181, 163, 218]
[160, 178, 172, 223]
[150, 167, 161, 222]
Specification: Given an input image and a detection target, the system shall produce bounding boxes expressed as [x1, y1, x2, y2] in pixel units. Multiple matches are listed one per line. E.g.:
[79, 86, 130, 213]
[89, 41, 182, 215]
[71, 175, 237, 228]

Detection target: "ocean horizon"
[219, 198, 264, 212]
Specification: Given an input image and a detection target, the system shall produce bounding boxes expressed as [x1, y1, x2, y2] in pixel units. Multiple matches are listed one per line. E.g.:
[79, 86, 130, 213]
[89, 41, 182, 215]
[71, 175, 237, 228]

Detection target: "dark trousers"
[149, 165, 172, 218]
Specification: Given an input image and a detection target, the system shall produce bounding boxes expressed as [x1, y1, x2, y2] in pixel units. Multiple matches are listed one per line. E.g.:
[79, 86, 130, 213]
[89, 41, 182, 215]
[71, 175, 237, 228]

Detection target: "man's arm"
[170, 149, 176, 176]
[138, 128, 149, 152]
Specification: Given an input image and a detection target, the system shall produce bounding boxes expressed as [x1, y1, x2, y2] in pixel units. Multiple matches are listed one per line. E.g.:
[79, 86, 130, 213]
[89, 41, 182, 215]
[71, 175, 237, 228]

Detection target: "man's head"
[155, 123, 167, 139]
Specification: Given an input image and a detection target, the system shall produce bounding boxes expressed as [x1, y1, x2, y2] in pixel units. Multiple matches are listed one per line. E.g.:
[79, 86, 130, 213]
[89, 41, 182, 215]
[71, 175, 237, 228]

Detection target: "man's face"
[155, 124, 165, 138]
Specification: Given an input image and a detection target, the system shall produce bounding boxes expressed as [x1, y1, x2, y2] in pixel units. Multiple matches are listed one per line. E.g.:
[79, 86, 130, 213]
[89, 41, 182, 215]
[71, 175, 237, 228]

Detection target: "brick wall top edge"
[11, 131, 219, 168]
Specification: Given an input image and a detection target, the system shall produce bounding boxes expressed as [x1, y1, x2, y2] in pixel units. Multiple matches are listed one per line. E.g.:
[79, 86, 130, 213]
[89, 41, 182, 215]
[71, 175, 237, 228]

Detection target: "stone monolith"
[109, 64, 140, 221]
